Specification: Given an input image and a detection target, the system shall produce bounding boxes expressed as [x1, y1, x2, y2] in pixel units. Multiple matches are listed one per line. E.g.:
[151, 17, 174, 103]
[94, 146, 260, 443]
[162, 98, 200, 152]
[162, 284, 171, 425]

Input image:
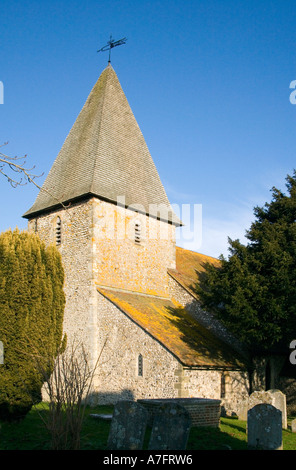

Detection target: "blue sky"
[1, 0, 296, 258]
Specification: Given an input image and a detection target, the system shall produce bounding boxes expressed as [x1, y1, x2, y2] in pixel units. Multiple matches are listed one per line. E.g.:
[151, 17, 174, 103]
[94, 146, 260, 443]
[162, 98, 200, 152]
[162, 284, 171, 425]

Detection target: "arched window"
[138, 354, 143, 377]
[56, 216, 62, 246]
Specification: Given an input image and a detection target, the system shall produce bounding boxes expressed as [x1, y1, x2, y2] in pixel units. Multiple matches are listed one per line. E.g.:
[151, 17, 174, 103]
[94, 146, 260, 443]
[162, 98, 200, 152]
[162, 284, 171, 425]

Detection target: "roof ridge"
[89, 65, 110, 194]
[23, 65, 181, 225]
[97, 283, 170, 300]
[176, 245, 219, 261]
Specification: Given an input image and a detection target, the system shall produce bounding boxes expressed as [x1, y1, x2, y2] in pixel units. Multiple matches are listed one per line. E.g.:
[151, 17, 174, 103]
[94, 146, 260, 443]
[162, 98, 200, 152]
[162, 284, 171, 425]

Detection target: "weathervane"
[97, 35, 127, 64]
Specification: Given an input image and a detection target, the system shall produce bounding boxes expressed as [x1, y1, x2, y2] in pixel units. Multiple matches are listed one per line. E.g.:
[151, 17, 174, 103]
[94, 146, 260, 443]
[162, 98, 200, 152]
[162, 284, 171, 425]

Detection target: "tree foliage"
[0, 229, 66, 420]
[194, 171, 296, 354]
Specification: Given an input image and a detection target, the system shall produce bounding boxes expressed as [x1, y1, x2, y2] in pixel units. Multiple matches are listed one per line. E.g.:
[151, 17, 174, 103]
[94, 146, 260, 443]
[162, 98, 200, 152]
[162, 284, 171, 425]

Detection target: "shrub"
[0, 228, 66, 421]
[35, 340, 105, 450]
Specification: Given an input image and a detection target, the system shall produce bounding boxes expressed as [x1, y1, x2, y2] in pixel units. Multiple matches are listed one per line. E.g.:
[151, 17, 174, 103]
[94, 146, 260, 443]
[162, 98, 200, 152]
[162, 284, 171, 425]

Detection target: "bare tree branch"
[0, 142, 44, 189]
[0, 142, 70, 210]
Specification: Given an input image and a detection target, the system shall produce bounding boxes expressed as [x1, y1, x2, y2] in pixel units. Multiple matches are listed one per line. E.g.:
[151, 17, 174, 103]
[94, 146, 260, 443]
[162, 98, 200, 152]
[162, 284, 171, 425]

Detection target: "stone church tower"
[23, 64, 250, 411]
[23, 63, 179, 361]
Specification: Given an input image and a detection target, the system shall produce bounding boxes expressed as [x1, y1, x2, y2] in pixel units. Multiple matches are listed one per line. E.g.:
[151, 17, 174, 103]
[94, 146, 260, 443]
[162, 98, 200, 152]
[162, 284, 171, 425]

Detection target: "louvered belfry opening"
[56, 216, 62, 245]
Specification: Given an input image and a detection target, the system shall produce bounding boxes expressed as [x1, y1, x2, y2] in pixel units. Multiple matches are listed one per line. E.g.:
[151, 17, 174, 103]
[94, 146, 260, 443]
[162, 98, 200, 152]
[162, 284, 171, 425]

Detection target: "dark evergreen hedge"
[0, 229, 66, 421]
[194, 171, 296, 354]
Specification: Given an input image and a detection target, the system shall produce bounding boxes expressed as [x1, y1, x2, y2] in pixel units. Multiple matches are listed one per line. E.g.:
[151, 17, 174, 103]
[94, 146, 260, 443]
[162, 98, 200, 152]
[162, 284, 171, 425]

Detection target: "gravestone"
[237, 401, 248, 421]
[148, 402, 191, 450]
[268, 389, 287, 429]
[237, 389, 287, 429]
[107, 400, 148, 450]
[291, 419, 296, 433]
[247, 404, 282, 450]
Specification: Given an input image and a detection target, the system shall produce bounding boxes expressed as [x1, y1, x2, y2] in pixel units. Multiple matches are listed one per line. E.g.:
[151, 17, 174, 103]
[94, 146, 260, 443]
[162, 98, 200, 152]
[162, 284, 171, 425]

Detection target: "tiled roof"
[168, 246, 221, 298]
[98, 286, 247, 369]
[23, 65, 180, 225]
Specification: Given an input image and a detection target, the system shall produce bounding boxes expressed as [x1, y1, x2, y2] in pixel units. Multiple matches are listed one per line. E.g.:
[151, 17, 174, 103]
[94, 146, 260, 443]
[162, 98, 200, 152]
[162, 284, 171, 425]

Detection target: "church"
[22, 63, 292, 416]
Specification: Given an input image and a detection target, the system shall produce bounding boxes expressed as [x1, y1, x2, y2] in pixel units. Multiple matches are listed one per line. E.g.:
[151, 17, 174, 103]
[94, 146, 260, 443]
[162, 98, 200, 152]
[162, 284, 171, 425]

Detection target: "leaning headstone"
[238, 389, 287, 429]
[237, 391, 268, 422]
[248, 390, 271, 408]
[237, 401, 248, 421]
[291, 418, 296, 433]
[107, 401, 148, 450]
[268, 389, 287, 429]
[247, 404, 282, 450]
[148, 403, 191, 450]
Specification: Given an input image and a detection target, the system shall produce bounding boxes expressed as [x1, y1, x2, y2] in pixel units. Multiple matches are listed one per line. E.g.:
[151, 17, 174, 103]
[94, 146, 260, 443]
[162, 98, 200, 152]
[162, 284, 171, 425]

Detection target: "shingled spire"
[23, 64, 180, 225]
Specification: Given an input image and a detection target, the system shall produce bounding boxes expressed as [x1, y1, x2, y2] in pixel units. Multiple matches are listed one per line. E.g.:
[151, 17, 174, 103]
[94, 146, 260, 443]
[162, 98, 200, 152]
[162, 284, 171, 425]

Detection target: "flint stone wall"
[93, 291, 184, 404]
[27, 198, 249, 411]
[28, 200, 95, 355]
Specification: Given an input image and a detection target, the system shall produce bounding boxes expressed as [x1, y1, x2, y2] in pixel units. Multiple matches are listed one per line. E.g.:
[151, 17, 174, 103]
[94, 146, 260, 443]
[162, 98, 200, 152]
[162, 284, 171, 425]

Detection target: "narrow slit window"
[220, 372, 226, 398]
[56, 216, 62, 246]
[138, 354, 143, 377]
[134, 221, 141, 244]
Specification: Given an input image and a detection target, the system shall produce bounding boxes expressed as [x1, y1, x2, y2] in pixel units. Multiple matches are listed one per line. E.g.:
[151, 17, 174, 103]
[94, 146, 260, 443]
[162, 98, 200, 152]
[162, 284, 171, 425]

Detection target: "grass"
[0, 404, 295, 450]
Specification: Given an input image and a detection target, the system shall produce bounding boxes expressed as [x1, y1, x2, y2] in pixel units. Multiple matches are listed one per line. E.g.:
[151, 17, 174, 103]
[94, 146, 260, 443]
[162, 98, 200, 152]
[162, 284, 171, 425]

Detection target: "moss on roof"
[98, 287, 247, 369]
[168, 246, 221, 298]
